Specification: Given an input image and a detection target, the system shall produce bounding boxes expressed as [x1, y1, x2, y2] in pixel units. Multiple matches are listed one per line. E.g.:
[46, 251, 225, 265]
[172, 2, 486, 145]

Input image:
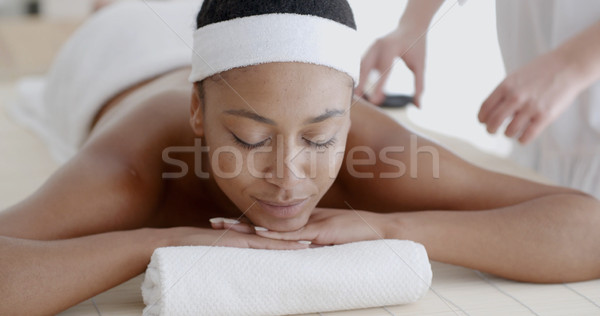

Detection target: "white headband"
[188, 13, 361, 85]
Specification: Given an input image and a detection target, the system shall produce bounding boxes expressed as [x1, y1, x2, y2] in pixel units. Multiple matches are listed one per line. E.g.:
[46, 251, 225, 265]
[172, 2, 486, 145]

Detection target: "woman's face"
[192, 62, 353, 231]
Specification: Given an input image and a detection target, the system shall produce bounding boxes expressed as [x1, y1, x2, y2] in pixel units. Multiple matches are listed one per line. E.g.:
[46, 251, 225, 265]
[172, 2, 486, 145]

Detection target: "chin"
[247, 209, 311, 232]
[264, 217, 308, 232]
[242, 196, 317, 232]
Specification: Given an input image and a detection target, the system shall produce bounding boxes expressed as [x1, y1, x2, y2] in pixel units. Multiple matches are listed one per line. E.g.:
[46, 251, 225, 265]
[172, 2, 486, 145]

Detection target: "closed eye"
[304, 137, 337, 149]
[232, 133, 271, 150]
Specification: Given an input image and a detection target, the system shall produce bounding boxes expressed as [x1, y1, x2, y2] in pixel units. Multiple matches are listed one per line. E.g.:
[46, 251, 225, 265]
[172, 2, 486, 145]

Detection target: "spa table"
[1, 17, 599, 316]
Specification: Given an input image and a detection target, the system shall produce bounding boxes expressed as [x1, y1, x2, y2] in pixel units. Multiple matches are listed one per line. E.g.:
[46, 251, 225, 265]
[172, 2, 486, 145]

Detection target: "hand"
[251, 208, 394, 246]
[478, 50, 583, 144]
[169, 226, 309, 250]
[356, 27, 426, 107]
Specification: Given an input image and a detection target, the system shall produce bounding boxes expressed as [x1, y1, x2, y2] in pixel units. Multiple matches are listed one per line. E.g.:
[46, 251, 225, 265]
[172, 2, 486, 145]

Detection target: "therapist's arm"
[562, 20, 600, 87]
[479, 20, 600, 143]
[357, 0, 445, 106]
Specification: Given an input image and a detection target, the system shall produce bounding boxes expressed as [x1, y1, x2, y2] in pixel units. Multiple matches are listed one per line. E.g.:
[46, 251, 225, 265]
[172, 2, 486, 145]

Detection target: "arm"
[0, 122, 168, 315]
[397, 0, 445, 32]
[0, 228, 164, 315]
[479, 20, 600, 143]
[0, 226, 308, 315]
[560, 20, 600, 89]
[388, 193, 600, 283]
[357, 0, 445, 106]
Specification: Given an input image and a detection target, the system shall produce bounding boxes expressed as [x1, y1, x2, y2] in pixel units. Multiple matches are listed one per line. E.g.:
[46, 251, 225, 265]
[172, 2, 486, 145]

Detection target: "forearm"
[390, 193, 600, 283]
[398, 0, 445, 31]
[555, 21, 600, 91]
[0, 228, 169, 315]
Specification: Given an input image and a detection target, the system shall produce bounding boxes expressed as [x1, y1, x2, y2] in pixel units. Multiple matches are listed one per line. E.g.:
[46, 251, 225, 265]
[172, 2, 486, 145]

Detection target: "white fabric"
[496, 0, 600, 198]
[141, 239, 432, 316]
[7, 0, 199, 163]
[188, 13, 361, 85]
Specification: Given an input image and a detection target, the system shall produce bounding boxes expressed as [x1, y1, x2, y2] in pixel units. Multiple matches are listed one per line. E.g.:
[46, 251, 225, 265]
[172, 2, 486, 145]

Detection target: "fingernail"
[297, 240, 312, 245]
[254, 226, 268, 232]
[209, 217, 224, 224]
[223, 218, 240, 224]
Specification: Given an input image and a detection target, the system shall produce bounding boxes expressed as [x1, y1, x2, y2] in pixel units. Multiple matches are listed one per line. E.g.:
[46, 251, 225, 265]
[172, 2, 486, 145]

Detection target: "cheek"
[204, 125, 243, 176]
[309, 143, 347, 189]
[209, 150, 256, 209]
[215, 149, 241, 174]
[205, 136, 247, 196]
[329, 128, 350, 173]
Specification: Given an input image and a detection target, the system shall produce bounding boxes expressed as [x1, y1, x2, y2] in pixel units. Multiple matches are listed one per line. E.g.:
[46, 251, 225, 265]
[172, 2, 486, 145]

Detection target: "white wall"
[38, 0, 94, 19]
[0, 0, 27, 15]
[349, 0, 512, 157]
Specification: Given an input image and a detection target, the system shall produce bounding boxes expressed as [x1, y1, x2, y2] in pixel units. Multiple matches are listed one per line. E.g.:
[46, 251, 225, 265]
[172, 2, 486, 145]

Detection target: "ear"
[190, 82, 204, 137]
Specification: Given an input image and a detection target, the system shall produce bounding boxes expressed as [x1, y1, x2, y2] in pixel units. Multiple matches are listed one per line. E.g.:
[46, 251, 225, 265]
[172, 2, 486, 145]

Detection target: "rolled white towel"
[141, 239, 432, 316]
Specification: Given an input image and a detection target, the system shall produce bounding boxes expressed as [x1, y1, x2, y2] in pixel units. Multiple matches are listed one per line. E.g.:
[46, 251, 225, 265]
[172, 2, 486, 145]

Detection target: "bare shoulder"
[85, 67, 195, 169]
[331, 98, 578, 212]
[84, 86, 194, 166]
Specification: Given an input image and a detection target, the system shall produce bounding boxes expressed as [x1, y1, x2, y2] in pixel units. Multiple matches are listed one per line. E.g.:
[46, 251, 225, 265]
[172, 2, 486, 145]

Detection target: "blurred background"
[0, 0, 511, 156]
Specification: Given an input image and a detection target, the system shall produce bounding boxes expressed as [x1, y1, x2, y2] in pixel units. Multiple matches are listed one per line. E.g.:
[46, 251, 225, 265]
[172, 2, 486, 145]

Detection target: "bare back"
[0, 67, 571, 240]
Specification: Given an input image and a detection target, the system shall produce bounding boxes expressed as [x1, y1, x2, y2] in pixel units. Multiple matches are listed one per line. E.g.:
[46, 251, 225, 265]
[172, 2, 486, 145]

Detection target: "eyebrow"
[223, 109, 346, 125]
[224, 109, 276, 125]
[304, 109, 346, 124]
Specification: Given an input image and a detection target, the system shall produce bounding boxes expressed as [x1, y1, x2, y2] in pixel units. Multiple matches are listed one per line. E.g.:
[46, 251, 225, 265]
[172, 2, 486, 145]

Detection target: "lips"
[254, 198, 309, 219]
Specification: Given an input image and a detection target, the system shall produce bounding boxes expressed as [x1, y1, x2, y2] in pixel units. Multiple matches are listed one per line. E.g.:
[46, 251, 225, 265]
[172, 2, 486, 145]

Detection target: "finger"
[224, 221, 255, 234]
[369, 67, 392, 105]
[210, 218, 255, 234]
[518, 114, 550, 144]
[479, 85, 506, 123]
[368, 51, 396, 105]
[309, 243, 330, 248]
[357, 44, 382, 98]
[357, 50, 377, 98]
[403, 53, 425, 108]
[255, 226, 317, 242]
[504, 108, 532, 138]
[484, 99, 520, 134]
[246, 236, 310, 250]
[412, 66, 424, 108]
[209, 217, 225, 229]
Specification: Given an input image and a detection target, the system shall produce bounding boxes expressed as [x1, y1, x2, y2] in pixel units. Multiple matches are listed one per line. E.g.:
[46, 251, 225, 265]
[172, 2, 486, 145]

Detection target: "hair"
[196, 0, 356, 30]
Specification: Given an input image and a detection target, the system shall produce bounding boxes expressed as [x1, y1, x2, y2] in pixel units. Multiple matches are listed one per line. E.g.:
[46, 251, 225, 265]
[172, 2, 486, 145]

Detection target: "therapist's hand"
[356, 27, 427, 107]
[251, 208, 394, 246]
[478, 50, 583, 144]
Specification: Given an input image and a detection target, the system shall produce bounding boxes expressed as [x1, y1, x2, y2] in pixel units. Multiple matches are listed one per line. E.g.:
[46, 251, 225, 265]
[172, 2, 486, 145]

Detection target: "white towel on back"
[7, 1, 199, 163]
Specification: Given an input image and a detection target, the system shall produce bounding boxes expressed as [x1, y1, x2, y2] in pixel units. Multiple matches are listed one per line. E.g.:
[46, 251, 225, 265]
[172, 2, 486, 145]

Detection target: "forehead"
[203, 62, 353, 118]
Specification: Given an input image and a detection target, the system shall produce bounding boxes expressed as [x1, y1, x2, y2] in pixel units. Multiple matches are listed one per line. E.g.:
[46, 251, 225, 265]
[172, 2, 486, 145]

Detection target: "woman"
[1, 0, 599, 315]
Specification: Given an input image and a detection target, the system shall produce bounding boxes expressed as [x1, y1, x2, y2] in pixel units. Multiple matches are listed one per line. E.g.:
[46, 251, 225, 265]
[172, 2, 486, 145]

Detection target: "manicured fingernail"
[297, 240, 312, 245]
[209, 217, 224, 223]
[254, 226, 268, 232]
[223, 218, 240, 224]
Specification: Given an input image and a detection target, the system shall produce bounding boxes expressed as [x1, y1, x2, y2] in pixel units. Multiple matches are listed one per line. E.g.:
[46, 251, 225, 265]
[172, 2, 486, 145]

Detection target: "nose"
[264, 135, 308, 190]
